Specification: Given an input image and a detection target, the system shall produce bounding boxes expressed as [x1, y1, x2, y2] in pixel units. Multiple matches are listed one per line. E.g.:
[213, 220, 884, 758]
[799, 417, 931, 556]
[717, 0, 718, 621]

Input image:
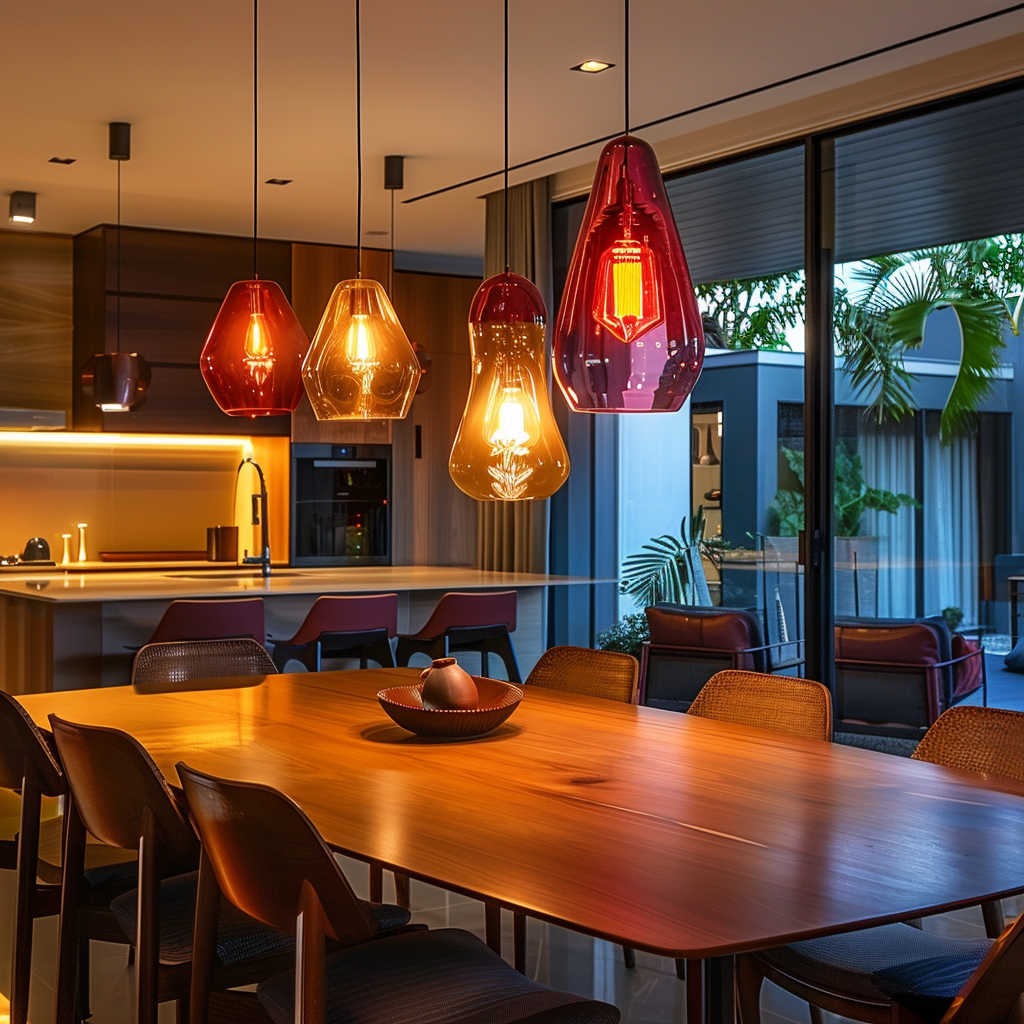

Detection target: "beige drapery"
[476, 178, 555, 574]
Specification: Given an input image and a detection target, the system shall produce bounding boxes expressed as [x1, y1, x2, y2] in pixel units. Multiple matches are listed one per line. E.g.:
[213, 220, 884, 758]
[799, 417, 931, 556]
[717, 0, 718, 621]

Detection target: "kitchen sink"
[165, 571, 310, 580]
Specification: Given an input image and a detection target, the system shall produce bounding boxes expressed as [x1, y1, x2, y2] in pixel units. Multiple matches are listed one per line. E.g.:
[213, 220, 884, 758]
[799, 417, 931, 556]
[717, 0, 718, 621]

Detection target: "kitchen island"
[0, 566, 601, 692]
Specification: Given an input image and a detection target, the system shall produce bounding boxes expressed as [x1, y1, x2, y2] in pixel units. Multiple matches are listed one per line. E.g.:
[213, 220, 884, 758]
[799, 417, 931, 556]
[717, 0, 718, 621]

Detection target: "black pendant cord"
[252, 0, 258, 280]
[624, 0, 630, 136]
[389, 187, 395, 294]
[356, 0, 363, 278]
[116, 158, 121, 350]
[503, 0, 509, 274]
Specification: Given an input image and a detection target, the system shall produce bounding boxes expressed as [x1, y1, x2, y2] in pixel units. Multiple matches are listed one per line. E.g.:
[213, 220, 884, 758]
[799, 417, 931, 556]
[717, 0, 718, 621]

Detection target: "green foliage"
[695, 272, 804, 351]
[596, 613, 650, 658]
[942, 606, 964, 632]
[768, 444, 919, 537]
[619, 509, 726, 609]
[834, 238, 1023, 441]
[698, 235, 1024, 444]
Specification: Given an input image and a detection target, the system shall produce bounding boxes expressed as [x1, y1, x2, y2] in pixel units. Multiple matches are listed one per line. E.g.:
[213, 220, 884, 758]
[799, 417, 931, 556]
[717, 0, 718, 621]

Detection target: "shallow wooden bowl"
[377, 676, 523, 738]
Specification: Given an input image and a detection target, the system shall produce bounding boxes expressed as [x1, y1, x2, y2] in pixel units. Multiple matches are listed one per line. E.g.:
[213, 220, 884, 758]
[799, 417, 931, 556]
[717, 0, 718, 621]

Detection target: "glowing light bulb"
[346, 315, 375, 364]
[488, 388, 531, 449]
[243, 311, 274, 385]
[592, 234, 663, 344]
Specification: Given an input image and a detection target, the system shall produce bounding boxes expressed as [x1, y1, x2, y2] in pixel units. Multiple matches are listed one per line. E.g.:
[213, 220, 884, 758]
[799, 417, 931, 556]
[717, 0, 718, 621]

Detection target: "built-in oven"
[290, 444, 391, 566]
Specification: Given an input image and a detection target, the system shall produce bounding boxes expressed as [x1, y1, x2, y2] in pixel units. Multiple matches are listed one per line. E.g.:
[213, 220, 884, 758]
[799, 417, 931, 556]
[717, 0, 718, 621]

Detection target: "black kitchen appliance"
[290, 444, 391, 566]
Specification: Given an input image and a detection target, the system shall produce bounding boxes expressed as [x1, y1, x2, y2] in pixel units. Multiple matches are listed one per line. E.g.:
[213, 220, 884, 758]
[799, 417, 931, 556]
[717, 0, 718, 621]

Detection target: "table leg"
[485, 902, 502, 957]
[687, 956, 736, 1024]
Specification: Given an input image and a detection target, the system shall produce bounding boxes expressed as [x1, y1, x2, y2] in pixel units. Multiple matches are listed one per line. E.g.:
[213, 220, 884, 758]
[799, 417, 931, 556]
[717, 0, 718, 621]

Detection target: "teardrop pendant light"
[302, 0, 420, 421]
[448, 0, 569, 501]
[200, 0, 308, 418]
[81, 122, 151, 413]
[552, 0, 704, 413]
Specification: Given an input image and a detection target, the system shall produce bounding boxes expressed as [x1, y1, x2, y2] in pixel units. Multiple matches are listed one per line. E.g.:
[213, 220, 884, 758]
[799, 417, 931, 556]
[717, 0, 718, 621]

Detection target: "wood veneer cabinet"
[72, 225, 291, 434]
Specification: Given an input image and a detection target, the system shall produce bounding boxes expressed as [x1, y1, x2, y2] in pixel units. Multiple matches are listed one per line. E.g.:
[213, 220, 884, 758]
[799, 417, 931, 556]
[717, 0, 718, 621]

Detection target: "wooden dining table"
[18, 667, 1024, 1023]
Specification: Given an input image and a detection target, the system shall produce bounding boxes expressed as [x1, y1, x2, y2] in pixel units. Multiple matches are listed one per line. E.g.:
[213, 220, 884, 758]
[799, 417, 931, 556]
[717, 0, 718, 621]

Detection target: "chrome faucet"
[238, 457, 271, 578]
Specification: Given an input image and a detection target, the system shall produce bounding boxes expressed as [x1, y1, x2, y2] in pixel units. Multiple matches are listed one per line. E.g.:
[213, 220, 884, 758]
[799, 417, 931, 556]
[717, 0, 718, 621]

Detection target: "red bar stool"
[395, 591, 521, 683]
[268, 594, 398, 671]
[147, 598, 266, 646]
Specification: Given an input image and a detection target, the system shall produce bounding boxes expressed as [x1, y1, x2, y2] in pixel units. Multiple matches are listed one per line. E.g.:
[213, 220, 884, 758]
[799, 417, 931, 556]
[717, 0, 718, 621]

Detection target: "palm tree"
[835, 238, 1023, 441]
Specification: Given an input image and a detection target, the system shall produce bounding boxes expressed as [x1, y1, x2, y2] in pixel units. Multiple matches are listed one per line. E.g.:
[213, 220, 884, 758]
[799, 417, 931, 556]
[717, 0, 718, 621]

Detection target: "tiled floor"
[0, 854, 1013, 1024]
[1, 656, 1019, 1023]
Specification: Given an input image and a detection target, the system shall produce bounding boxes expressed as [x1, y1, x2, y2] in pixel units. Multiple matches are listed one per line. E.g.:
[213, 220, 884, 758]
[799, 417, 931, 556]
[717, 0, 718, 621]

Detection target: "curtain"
[859, 416, 916, 617]
[923, 411, 979, 624]
[477, 178, 554, 573]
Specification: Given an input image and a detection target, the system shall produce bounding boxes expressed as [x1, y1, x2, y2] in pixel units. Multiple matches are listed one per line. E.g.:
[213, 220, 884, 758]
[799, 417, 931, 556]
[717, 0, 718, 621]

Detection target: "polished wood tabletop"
[17, 668, 1024, 960]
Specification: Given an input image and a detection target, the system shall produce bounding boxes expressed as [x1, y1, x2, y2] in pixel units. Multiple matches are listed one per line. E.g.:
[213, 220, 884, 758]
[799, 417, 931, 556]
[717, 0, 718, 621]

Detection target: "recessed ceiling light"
[571, 60, 614, 73]
[265, 178, 292, 185]
[365, 230, 388, 236]
[9, 191, 36, 224]
[48, 157, 76, 165]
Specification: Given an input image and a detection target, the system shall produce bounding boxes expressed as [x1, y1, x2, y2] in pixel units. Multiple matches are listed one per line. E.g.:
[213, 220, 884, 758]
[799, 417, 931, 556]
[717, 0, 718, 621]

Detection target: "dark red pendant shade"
[81, 352, 151, 411]
[553, 134, 705, 412]
[200, 279, 308, 417]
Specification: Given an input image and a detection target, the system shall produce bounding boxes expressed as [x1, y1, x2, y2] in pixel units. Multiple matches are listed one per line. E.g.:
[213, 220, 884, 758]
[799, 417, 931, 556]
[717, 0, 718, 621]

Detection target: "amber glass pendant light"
[448, 0, 569, 501]
[200, 0, 307, 418]
[552, 0, 704, 412]
[81, 123, 151, 413]
[302, 0, 420, 421]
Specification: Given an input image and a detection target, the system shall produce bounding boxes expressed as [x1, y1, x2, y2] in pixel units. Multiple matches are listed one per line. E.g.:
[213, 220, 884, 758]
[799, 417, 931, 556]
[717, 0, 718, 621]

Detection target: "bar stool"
[395, 591, 521, 682]
[147, 598, 266, 645]
[268, 594, 398, 672]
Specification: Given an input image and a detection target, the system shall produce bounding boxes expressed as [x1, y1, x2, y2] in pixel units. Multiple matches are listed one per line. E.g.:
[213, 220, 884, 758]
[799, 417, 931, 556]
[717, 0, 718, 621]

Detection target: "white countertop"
[0, 565, 605, 604]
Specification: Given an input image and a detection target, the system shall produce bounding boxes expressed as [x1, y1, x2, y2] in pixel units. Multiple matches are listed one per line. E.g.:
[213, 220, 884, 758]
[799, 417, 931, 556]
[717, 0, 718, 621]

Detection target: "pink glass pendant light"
[552, 0, 703, 412]
[200, 0, 308, 417]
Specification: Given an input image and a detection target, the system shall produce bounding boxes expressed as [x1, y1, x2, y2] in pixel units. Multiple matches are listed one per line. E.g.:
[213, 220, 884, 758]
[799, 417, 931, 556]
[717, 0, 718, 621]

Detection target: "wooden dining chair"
[736, 705, 1024, 1024]
[176, 762, 621, 1024]
[0, 691, 136, 1024]
[526, 645, 640, 703]
[738, 899, 1024, 1024]
[48, 716, 323, 1024]
[687, 669, 833, 742]
[131, 638, 278, 689]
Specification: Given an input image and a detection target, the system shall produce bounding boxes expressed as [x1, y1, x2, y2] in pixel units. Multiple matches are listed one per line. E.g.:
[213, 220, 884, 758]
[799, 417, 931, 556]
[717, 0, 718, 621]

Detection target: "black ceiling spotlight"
[48, 157, 76, 165]
[8, 191, 35, 224]
[81, 122, 151, 413]
[265, 178, 292, 185]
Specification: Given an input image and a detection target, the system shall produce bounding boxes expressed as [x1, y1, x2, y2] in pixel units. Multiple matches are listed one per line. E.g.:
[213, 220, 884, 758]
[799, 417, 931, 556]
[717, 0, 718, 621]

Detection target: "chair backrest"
[414, 590, 517, 638]
[642, 604, 767, 712]
[936, 908, 1024, 1022]
[687, 670, 833, 742]
[527, 646, 639, 704]
[148, 598, 266, 645]
[49, 716, 198, 872]
[176, 763, 376, 948]
[132, 638, 277, 688]
[913, 706, 1024, 782]
[834, 616, 953, 729]
[287, 594, 399, 646]
[0, 690, 64, 797]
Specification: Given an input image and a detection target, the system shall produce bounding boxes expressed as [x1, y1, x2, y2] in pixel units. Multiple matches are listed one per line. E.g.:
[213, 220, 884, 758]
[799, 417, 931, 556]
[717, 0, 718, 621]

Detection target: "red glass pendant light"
[553, 135, 704, 413]
[200, 0, 308, 417]
[201, 280, 306, 416]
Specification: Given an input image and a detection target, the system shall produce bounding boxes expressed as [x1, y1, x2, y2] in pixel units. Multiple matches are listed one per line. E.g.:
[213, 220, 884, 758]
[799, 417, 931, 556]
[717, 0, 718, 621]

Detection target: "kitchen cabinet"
[72, 225, 291, 435]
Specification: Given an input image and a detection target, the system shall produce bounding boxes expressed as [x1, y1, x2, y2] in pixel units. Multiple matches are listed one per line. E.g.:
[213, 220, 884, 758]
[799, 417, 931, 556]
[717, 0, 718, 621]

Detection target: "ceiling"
[1, 0, 1022, 263]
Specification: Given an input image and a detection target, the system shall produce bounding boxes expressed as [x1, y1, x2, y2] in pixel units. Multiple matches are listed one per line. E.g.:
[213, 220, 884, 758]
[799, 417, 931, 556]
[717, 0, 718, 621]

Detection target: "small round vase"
[420, 658, 479, 710]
